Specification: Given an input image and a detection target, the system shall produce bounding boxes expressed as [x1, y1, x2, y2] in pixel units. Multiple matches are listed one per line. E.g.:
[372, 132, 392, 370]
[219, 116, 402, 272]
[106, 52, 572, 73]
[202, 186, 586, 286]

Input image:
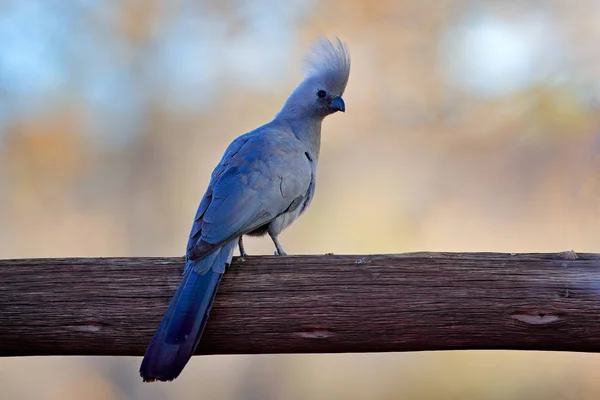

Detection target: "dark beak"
[330, 96, 345, 112]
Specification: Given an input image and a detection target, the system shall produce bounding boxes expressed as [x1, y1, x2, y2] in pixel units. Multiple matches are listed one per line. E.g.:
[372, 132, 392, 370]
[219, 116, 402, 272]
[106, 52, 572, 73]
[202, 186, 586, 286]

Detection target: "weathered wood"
[1, 252, 600, 357]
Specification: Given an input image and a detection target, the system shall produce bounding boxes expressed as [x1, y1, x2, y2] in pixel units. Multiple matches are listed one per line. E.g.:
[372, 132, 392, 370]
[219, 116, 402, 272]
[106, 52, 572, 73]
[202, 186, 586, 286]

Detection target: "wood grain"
[1, 252, 600, 357]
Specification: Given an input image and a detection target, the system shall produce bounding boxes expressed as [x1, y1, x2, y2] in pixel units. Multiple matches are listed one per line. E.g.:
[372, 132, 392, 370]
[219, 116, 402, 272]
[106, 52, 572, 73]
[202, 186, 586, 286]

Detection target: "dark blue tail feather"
[140, 242, 235, 382]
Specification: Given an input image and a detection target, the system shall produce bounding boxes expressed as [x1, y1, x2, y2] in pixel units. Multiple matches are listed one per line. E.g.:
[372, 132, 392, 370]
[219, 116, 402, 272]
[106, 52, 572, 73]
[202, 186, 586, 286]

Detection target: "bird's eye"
[317, 90, 327, 98]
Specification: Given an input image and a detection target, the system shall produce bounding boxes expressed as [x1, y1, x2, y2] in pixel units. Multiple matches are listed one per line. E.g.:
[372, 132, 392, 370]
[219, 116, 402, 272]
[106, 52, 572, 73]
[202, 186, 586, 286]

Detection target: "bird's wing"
[186, 130, 312, 264]
[186, 133, 251, 256]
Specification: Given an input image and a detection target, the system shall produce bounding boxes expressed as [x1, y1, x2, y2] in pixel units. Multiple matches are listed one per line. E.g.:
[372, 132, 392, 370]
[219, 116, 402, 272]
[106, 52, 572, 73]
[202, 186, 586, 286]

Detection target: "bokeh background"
[1, 0, 600, 399]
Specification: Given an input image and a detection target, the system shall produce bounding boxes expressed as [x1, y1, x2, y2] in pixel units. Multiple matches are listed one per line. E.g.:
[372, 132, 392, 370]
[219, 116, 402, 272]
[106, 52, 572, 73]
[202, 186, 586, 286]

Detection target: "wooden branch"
[1, 252, 600, 357]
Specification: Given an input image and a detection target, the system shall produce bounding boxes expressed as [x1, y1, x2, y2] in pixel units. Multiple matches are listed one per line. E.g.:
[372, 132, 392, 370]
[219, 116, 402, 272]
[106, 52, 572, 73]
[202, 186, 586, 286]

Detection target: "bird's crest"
[303, 37, 351, 92]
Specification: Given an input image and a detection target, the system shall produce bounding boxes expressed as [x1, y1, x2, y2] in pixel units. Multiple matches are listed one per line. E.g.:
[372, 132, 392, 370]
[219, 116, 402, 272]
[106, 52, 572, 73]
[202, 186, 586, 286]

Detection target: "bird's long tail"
[139, 241, 236, 382]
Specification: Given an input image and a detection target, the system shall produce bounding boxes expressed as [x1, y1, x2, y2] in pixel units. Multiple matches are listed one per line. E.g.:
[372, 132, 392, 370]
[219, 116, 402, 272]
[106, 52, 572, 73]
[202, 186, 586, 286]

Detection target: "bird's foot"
[270, 234, 288, 256]
[238, 236, 249, 258]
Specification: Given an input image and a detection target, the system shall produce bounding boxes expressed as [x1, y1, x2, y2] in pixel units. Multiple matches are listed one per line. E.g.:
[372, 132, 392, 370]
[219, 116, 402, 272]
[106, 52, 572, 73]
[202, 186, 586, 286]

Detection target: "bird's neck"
[278, 115, 322, 160]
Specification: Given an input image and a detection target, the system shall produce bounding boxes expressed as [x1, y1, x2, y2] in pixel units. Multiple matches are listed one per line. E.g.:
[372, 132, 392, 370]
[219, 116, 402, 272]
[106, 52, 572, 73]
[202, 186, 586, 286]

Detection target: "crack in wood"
[511, 313, 561, 325]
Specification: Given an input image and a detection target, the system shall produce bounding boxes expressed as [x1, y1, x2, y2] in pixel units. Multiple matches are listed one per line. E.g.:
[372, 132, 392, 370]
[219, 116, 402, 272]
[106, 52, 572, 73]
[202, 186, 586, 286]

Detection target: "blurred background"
[1, 0, 600, 399]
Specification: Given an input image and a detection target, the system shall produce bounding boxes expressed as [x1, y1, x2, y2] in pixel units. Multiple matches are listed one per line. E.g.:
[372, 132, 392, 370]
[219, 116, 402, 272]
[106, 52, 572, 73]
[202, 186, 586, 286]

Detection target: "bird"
[139, 36, 350, 382]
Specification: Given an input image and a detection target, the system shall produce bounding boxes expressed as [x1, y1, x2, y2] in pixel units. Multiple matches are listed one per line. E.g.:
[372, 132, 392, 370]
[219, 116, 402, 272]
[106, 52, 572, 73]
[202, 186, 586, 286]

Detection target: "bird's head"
[279, 37, 350, 120]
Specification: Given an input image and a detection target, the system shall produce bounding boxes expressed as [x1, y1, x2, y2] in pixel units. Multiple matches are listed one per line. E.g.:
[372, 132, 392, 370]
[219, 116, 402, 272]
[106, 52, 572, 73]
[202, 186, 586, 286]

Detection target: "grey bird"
[139, 37, 350, 382]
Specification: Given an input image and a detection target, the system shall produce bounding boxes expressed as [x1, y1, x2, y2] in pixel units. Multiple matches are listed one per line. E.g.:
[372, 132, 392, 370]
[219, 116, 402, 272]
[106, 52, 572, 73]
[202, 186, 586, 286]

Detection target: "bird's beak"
[330, 96, 345, 113]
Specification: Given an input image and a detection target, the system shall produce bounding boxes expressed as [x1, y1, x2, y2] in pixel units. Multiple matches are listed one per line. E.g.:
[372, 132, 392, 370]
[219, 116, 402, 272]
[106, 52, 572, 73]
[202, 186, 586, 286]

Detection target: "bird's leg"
[238, 236, 249, 257]
[269, 233, 287, 256]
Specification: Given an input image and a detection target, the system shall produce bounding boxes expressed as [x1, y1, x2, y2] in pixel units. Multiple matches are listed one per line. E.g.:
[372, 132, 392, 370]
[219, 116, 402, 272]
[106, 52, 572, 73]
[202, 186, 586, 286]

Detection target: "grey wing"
[187, 134, 312, 261]
[185, 133, 252, 256]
